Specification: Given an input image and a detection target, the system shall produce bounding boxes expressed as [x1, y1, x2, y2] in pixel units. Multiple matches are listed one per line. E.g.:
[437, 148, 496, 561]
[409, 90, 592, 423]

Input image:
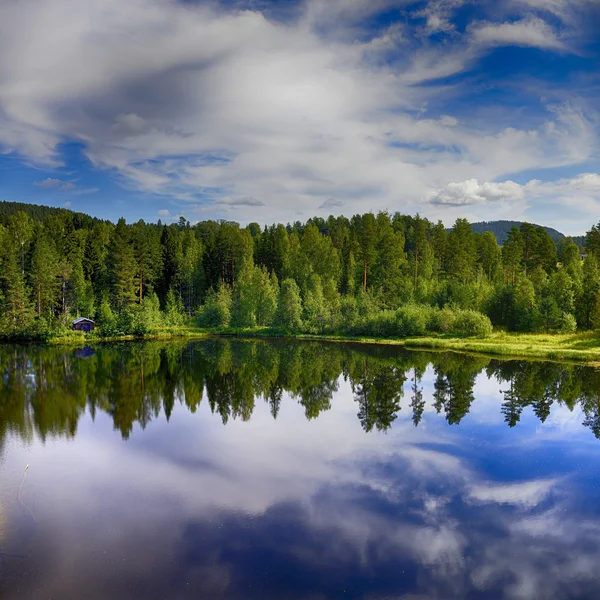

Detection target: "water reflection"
[0, 339, 600, 599]
[0, 339, 599, 442]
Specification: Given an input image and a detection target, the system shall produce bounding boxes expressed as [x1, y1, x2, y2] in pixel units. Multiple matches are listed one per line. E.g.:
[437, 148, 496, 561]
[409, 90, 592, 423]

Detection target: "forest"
[0, 200, 599, 340]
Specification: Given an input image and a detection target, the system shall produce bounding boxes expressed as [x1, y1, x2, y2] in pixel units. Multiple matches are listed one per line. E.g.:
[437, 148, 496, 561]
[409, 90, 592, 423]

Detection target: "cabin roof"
[72, 317, 95, 325]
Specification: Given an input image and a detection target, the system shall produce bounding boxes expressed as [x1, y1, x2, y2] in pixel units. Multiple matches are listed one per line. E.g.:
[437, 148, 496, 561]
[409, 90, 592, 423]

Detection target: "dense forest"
[2, 340, 600, 443]
[0, 200, 598, 340]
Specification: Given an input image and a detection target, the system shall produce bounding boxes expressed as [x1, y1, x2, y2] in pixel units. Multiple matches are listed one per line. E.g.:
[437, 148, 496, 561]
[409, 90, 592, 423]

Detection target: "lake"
[1, 338, 600, 599]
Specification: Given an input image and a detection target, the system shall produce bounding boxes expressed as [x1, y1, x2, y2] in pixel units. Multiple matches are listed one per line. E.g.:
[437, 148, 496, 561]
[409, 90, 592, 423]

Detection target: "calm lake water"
[1, 338, 600, 599]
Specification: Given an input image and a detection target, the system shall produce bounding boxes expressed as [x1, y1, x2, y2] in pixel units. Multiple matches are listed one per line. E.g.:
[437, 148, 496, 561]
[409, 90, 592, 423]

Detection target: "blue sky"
[0, 0, 599, 232]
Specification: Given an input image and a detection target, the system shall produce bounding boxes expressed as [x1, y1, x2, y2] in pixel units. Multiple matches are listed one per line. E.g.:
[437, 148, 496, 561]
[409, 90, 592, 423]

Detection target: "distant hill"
[0, 200, 105, 229]
[470, 220, 584, 246]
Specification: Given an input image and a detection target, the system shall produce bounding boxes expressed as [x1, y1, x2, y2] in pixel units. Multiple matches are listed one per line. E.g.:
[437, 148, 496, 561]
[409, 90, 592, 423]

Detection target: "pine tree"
[1, 247, 34, 334]
[30, 230, 60, 317]
[110, 218, 138, 309]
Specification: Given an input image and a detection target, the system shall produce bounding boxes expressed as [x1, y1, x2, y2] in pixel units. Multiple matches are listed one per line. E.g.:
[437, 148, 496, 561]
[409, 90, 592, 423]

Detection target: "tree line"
[1, 339, 600, 444]
[0, 203, 599, 338]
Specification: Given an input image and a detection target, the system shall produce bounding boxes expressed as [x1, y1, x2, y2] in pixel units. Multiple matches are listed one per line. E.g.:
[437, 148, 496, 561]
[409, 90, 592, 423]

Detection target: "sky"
[0, 0, 599, 233]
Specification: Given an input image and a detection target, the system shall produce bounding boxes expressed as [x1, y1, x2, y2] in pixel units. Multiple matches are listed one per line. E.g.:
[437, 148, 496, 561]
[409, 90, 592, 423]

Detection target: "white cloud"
[0, 0, 597, 226]
[470, 16, 566, 50]
[157, 209, 170, 217]
[427, 172, 600, 232]
[468, 478, 558, 508]
[430, 179, 526, 206]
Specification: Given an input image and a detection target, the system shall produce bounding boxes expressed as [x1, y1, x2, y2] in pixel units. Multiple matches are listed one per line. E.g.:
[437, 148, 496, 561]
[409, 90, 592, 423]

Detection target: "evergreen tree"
[502, 227, 524, 284]
[1, 247, 34, 334]
[446, 218, 476, 283]
[109, 218, 138, 309]
[30, 230, 60, 317]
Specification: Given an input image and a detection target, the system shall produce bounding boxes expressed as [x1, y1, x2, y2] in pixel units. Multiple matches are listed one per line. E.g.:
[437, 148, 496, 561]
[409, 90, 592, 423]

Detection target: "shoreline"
[211, 330, 600, 365]
[3, 327, 600, 365]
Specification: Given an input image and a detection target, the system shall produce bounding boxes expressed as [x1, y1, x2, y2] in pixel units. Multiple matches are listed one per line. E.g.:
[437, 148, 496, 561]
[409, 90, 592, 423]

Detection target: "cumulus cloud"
[430, 179, 526, 206]
[429, 173, 600, 231]
[157, 209, 170, 217]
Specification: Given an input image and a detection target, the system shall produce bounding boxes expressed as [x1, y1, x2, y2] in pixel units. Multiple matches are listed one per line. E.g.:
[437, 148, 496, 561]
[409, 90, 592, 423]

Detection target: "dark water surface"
[1, 338, 600, 599]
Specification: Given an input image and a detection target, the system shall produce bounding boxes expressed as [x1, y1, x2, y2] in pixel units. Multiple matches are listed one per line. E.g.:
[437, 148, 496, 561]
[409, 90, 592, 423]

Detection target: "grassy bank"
[216, 327, 600, 364]
[402, 331, 600, 364]
[25, 325, 211, 345]
[7, 323, 600, 364]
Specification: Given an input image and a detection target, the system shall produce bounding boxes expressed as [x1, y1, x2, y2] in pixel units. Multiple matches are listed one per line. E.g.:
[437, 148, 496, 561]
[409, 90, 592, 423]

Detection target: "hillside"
[470, 220, 583, 246]
[0, 200, 105, 229]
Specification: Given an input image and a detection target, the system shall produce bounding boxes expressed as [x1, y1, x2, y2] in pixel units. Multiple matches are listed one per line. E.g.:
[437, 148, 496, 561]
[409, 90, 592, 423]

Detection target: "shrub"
[427, 306, 456, 334]
[450, 309, 493, 338]
[395, 305, 429, 337]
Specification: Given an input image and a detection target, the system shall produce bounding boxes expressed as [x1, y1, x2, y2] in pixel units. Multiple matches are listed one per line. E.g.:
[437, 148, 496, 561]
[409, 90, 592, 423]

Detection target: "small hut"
[72, 317, 95, 332]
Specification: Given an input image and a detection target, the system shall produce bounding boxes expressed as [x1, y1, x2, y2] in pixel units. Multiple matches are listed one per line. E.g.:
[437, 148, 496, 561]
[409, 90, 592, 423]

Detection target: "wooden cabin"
[72, 318, 95, 332]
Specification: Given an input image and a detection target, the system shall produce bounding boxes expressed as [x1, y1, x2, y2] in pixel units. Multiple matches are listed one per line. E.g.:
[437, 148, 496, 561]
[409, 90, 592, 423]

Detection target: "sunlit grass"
[45, 324, 600, 364]
[220, 328, 600, 364]
[402, 331, 600, 363]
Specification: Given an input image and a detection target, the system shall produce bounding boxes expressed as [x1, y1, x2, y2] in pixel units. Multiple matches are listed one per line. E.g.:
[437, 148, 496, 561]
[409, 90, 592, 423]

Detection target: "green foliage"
[276, 279, 303, 331]
[396, 305, 429, 336]
[98, 298, 117, 337]
[131, 293, 163, 335]
[451, 310, 493, 338]
[164, 287, 185, 326]
[0, 201, 595, 340]
[197, 285, 232, 328]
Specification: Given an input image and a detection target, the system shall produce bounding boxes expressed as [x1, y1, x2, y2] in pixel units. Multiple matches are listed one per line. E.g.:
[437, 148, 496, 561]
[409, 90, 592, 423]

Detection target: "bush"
[395, 305, 429, 337]
[450, 309, 493, 338]
[427, 306, 456, 334]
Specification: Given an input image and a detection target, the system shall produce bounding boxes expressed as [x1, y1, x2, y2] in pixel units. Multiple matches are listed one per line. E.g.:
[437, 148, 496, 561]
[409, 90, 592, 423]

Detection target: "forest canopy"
[0, 201, 596, 340]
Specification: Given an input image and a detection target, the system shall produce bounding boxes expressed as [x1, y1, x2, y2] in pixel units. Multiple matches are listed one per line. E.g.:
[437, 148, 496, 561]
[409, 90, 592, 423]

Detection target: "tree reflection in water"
[1, 338, 600, 446]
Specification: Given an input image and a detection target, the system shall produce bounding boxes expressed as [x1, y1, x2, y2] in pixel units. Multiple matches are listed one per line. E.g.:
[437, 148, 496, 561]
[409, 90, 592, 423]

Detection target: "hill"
[470, 220, 583, 246]
[0, 200, 105, 229]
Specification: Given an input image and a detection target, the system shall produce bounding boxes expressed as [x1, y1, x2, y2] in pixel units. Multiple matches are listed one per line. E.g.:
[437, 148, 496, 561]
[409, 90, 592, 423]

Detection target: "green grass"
[214, 328, 600, 364]
[47, 325, 210, 345]
[37, 324, 600, 364]
[402, 331, 600, 364]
